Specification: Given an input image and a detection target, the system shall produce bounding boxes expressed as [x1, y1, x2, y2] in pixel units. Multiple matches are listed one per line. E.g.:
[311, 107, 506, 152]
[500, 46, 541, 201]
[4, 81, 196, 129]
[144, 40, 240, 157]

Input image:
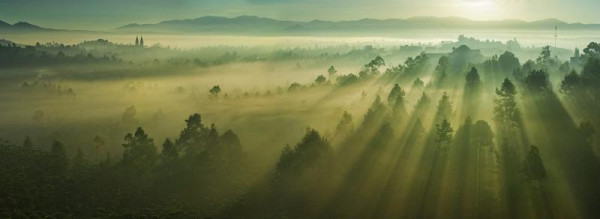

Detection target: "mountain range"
[115, 16, 600, 35]
[0, 20, 56, 32]
[1, 16, 599, 35]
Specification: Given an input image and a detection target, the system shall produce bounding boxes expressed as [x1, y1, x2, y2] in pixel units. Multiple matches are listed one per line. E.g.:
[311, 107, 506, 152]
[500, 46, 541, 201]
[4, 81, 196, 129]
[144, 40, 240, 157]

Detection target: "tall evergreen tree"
[494, 78, 521, 128]
[161, 138, 178, 160]
[435, 92, 453, 122]
[435, 119, 454, 150]
[523, 145, 547, 181]
[465, 67, 481, 89]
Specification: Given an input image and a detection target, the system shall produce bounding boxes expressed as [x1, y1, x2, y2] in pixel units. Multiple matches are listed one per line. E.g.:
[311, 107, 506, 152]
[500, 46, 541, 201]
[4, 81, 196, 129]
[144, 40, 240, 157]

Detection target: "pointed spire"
[140, 36, 144, 47]
[135, 36, 139, 46]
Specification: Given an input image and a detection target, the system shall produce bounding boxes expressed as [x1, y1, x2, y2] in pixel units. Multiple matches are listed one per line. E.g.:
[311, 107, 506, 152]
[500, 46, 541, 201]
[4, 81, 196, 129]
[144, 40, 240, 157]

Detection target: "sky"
[0, 0, 598, 30]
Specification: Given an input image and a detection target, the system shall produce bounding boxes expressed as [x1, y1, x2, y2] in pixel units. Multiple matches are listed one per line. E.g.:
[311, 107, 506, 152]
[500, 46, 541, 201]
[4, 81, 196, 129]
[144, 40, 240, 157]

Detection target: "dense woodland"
[1, 37, 600, 218]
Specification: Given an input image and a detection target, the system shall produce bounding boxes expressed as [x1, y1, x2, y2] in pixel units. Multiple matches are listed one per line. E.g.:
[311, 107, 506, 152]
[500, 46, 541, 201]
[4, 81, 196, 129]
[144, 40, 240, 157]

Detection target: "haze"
[2, 1, 600, 218]
[1, 0, 599, 30]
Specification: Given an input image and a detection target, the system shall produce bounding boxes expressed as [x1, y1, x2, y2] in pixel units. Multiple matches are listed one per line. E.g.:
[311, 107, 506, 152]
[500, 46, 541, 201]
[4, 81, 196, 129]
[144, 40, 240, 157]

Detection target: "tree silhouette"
[583, 42, 600, 59]
[498, 51, 521, 75]
[523, 145, 547, 181]
[413, 78, 425, 88]
[327, 66, 338, 79]
[315, 75, 327, 85]
[161, 138, 178, 160]
[560, 70, 584, 98]
[414, 92, 431, 118]
[288, 82, 302, 92]
[362, 96, 388, 127]
[334, 111, 354, 138]
[387, 84, 405, 105]
[465, 67, 480, 88]
[435, 119, 454, 150]
[536, 46, 553, 67]
[435, 92, 453, 122]
[494, 78, 521, 128]
[122, 127, 157, 173]
[471, 120, 494, 148]
[210, 85, 222, 97]
[524, 70, 552, 94]
[435, 56, 450, 84]
[276, 128, 332, 177]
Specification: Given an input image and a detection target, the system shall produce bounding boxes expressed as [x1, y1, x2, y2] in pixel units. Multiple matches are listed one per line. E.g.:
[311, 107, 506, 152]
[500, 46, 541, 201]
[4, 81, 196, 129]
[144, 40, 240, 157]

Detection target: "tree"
[327, 66, 338, 78]
[524, 70, 552, 94]
[435, 56, 450, 84]
[161, 138, 178, 160]
[471, 120, 494, 148]
[536, 46, 553, 66]
[435, 119, 454, 150]
[288, 82, 302, 92]
[523, 145, 547, 181]
[315, 75, 327, 85]
[217, 130, 244, 159]
[435, 92, 453, 122]
[122, 127, 157, 172]
[276, 128, 332, 176]
[334, 111, 354, 138]
[367, 56, 385, 68]
[404, 52, 429, 75]
[387, 84, 404, 105]
[414, 92, 431, 115]
[391, 86, 407, 116]
[494, 78, 521, 128]
[583, 42, 600, 59]
[413, 78, 425, 88]
[581, 57, 600, 84]
[498, 51, 521, 75]
[336, 73, 359, 86]
[209, 85, 222, 97]
[360, 56, 385, 79]
[560, 70, 584, 98]
[465, 67, 481, 89]
[121, 105, 138, 124]
[362, 96, 388, 127]
[176, 113, 208, 155]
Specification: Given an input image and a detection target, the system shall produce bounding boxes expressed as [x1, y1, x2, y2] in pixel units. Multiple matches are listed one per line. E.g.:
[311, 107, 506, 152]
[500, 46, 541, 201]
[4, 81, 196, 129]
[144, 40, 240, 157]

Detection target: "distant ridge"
[115, 15, 600, 35]
[0, 20, 57, 32]
[1, 16, 599, 35]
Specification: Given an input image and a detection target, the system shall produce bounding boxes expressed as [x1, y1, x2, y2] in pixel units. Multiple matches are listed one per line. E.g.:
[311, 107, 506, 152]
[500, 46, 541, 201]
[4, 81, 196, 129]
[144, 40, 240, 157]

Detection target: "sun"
[457, 0, 502, 20]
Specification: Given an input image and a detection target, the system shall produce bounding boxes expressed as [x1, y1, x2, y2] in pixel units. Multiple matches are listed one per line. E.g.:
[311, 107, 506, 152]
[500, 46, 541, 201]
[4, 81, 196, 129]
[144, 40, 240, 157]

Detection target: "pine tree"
[435, 119, 454, 150]
[435, 92, 453, 122]
[523, 145, 547, 181]
[494, 78, 521, 129]
[465, 67, 481, 89]
[161, 138, 178, 160]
